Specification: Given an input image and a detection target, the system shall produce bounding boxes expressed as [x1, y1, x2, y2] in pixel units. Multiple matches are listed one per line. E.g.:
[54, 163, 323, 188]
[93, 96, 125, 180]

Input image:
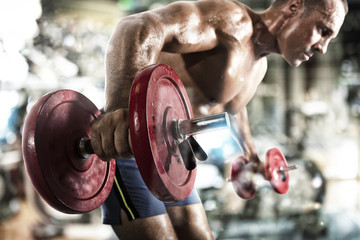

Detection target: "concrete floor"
[0, 200, 115, 240]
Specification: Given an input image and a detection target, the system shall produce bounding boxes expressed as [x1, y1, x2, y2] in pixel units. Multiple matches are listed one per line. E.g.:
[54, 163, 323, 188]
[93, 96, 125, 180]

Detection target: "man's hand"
[243, 151, 264, 174]
[90, 109, 133, 161]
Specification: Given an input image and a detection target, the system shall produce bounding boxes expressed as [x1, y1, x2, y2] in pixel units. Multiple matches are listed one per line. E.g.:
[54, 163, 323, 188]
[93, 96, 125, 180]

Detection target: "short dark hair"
[273, 0, 348, 14]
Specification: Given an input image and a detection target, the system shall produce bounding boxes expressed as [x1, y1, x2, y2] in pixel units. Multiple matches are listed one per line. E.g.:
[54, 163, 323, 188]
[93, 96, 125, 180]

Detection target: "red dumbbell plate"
[22, 90, 115, 213]
[129, 64, 196, 202]
[230, 156, 256, 199]
[265, 148, 289, 194]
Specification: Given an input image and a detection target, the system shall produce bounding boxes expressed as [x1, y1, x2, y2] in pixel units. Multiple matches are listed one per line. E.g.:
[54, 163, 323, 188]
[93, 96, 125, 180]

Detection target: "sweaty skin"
[91, 0, 345, 162]
[89, 0, 346, 239]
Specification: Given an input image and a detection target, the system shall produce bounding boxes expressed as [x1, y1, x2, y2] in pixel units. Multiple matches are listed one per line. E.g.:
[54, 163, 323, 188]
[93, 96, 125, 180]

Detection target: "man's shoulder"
[195, 0, 248, 12]
[194, 0, 252, 25]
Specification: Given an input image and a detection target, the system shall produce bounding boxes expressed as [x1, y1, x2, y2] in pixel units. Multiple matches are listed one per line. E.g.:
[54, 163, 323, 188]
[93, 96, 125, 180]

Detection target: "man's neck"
[250, 6, 291, 58]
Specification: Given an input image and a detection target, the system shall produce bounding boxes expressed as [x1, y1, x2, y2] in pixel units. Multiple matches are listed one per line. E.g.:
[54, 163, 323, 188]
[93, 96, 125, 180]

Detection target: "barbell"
[22, 64, 295, 214]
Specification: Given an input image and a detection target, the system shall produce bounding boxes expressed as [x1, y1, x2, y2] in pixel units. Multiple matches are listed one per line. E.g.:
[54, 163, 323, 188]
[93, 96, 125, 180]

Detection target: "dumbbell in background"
[230, 148, 297, 199]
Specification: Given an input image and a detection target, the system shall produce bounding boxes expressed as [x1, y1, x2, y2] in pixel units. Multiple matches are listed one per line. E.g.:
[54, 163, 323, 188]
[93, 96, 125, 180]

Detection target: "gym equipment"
[231, 148, 296, 199]
[22, 89, 115, 213]
[22, 64, 230, 213]
[230, 156, 257, 199]
[22, 64, 295, 213]
[129, 65, 230, 202]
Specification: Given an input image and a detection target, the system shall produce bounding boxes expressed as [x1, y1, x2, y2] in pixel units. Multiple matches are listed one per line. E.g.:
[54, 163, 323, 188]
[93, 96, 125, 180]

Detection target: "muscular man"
[90, 0, 347, 239]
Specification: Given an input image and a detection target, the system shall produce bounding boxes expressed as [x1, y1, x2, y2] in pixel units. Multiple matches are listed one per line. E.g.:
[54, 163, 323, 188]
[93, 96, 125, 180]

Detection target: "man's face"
[278, 0, 346, 67]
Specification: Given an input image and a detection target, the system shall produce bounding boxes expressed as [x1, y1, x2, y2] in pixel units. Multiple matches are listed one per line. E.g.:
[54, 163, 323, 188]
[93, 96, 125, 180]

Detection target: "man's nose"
[313, 39, 329, 54]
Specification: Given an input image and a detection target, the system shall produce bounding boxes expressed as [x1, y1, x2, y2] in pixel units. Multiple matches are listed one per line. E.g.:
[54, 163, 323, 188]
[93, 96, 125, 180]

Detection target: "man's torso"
[158, 2, 267, 117]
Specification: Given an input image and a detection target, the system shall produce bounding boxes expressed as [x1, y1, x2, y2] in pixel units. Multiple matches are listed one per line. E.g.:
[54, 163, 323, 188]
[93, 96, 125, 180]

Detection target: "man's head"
[274, 0, 347, 67]
[273, 0, 348, 13]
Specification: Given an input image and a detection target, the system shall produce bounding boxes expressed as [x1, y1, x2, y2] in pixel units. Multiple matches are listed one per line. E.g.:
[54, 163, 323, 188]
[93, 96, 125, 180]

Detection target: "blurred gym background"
[1, 0, 360, 239]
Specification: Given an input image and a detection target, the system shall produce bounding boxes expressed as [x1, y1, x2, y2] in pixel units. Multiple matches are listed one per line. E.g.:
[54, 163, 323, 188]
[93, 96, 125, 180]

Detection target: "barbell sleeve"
[174, 112, 231, 140]
[78, 137, 94, 159]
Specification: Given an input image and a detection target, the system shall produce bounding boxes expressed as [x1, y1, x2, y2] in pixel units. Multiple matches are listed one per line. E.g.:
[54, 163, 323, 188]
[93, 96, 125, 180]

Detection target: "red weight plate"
[22, 90, 115, 213]
[129, 64, 196, 202]
[231, 156, 256, 199]
[265, 148, 289, 194]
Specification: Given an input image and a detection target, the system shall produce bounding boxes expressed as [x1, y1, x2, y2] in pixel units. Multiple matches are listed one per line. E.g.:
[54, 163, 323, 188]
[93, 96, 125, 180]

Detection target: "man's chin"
[286, 59, 302, 67]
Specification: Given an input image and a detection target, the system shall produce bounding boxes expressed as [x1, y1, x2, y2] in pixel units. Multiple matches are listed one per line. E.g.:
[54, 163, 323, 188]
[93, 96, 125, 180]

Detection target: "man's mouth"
[304, 51, 313, 60]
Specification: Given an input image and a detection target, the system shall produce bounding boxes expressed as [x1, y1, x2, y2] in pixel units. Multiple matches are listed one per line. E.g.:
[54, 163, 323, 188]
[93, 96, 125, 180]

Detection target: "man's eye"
[320, 28, 330, 37]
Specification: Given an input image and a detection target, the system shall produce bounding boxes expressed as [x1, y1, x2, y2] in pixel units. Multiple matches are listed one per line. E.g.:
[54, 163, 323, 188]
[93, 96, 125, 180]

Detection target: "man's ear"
[285, 0, 304, 17]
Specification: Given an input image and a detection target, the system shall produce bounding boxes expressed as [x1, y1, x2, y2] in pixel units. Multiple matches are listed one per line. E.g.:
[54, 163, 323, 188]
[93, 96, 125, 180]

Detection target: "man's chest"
[159, 47, 267, 115]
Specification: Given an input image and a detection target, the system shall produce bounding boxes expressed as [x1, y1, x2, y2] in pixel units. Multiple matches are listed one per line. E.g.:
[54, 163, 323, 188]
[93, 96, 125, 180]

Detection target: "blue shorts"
[101, 158, 201, 225]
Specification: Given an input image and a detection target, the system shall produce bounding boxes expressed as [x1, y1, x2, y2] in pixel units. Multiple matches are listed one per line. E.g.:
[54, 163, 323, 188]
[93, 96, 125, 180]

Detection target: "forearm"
[230, 107, 257, 158]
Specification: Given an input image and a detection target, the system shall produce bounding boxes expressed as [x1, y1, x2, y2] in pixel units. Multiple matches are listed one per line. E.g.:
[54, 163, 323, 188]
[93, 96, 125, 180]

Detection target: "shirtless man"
[90, 0, 347, 239]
